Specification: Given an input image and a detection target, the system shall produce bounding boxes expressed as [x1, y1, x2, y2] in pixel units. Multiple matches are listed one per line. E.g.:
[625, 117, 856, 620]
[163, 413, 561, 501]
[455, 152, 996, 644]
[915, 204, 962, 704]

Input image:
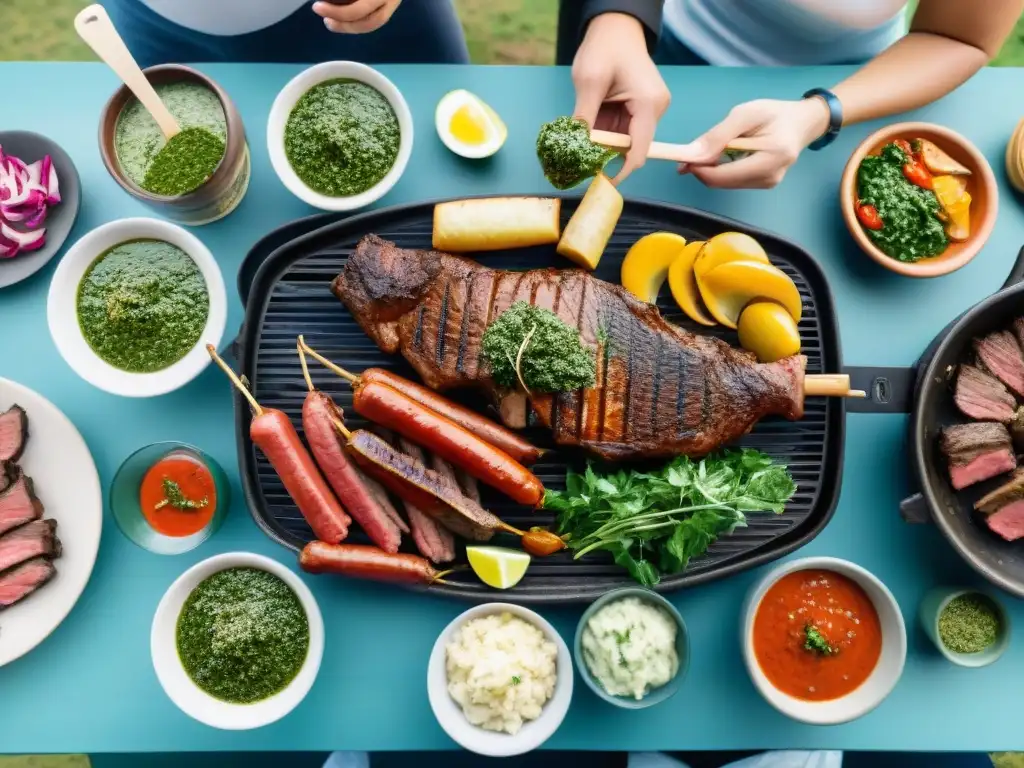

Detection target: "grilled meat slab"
[0, 405, 27, 464]
[955, 365, 1016, 423]
[976, 469, 1024, 541]
[0, 470, 44, 537]
[333, 235, 807, 461]
[974, 331, 1024, 398]
[941, 422, 1016, 490]
[0, 519, 61, 574]
[396, 437, 456, 563]
[0, 557, 56, 609]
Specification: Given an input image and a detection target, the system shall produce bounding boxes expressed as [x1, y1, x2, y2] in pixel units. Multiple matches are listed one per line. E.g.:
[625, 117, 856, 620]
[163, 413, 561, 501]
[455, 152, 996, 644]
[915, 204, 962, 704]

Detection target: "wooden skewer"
[590, 129, 760, 164]
[300, 337, 359, 384]
[805, 374, 866, 399]
[206, 344, 265, 415]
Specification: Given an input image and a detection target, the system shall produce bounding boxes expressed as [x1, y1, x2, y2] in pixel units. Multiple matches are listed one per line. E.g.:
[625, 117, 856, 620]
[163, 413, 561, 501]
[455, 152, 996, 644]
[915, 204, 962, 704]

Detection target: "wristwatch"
[803, 88, 843, 151]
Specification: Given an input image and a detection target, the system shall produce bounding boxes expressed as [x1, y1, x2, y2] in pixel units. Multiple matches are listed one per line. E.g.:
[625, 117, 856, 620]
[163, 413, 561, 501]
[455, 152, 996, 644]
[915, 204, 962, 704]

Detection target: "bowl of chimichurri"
[151, 552, 324, 730]
[841, 122, 997, 278]
[267, 61, 413, 212]
[99, 64, 250, 226]
[46, 217, 227, 397]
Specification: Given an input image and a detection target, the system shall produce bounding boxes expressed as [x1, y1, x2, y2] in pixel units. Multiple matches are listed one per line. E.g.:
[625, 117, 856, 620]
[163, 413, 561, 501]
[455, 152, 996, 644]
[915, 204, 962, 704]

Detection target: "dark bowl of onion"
[99, 64, 250, 226]
[110, 441, 230, 554]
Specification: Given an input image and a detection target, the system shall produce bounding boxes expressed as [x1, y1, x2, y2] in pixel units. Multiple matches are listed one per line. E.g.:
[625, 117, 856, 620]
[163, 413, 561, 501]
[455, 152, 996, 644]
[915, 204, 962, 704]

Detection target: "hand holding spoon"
[591, 129, 759, 165]
[75, 4, 181, 140]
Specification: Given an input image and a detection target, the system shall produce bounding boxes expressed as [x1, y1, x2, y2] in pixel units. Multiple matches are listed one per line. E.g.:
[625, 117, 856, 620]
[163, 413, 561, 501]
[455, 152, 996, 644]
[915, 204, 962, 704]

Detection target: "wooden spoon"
[591, 128, 760, 164]
[74, 4, 181, 140]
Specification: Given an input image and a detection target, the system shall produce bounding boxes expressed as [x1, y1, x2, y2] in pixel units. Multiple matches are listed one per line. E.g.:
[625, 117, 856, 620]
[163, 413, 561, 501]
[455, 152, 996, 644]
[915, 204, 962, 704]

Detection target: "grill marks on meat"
[333, 235, 807, 461]
[0, 469, 44, 536]
[396, 438, 455, 563]
[974, 331, 1024, 397]
[0, 405, 28, 463]
[0, 519, 61, 574]
[0, 557, 56, 609]
[941, 422, 1017, 490]
[975, 468, 1024, 541]
[955, 365, 1016, 423]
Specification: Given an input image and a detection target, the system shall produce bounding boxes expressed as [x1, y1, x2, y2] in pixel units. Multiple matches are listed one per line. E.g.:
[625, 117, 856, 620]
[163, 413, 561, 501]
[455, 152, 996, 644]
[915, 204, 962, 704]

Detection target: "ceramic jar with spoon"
[77, 5, 250, 225]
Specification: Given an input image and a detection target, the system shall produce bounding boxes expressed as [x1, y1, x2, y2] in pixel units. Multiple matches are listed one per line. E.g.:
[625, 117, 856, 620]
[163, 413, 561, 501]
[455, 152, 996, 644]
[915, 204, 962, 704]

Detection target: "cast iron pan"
[232, 196, 845, 603]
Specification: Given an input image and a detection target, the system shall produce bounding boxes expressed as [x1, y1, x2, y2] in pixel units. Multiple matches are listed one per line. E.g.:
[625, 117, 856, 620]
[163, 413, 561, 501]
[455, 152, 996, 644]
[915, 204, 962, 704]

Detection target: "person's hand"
[312, 0, 401, 34]
[572, 12, 670, 185]
[681, 98, 831, 189]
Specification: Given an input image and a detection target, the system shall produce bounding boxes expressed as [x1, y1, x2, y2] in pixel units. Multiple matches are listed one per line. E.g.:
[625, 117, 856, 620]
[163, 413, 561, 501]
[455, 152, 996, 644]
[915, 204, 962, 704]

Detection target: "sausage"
[300, 542, 448, 585]
[346, 429, 502, 541]
[249, 409, 350, 544]
[302, 391, 402, 553]
[360, 368, 545, 465]
[353, 380, 544, 507]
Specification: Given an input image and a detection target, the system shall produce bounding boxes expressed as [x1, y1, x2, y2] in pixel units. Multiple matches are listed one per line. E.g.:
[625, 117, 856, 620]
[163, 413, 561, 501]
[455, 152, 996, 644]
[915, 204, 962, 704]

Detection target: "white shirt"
[139, 0, 308, 36]
[663, 0, 908, 66]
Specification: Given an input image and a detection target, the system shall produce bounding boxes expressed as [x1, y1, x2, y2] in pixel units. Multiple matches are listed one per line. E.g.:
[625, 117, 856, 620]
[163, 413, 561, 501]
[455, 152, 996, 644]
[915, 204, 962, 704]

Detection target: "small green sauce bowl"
[919, 587, 1011, 668]
[573, 587, 689, 709]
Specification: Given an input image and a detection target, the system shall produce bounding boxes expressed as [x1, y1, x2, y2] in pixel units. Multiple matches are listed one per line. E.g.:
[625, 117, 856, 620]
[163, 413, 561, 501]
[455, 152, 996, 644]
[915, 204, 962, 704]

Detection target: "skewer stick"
[207, 344, 264, 416]
[804, 374, 867, 399]
[590, 128, 761, 163]
[297, 336, 316, 393]
[299, 338, 359, 384]
[329, 414, 353, 441]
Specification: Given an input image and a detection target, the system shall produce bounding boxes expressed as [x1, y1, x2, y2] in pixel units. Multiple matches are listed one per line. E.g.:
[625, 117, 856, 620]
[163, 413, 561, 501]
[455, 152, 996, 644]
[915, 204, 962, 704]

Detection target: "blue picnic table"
[2, 62, 1024, 755]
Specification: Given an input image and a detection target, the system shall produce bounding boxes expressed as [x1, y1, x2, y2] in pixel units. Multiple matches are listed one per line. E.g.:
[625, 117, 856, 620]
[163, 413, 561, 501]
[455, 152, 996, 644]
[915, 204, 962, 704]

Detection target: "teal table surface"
[3, 62, 1024, 754]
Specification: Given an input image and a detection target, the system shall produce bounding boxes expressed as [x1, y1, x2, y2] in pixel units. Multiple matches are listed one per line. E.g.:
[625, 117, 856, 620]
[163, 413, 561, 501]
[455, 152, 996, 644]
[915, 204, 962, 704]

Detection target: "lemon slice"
[435, 90, 508, 159]
[466, 546, 531, 589]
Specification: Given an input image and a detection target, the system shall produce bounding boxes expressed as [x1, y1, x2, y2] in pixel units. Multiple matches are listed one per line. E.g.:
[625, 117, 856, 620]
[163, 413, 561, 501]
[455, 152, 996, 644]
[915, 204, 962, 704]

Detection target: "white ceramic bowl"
[427, 603, 573, 757]
[742, 557, 907, 725]
[47, 217, 227, 397]
[151, 552, 324, 730]
[267, 61, 413, 211]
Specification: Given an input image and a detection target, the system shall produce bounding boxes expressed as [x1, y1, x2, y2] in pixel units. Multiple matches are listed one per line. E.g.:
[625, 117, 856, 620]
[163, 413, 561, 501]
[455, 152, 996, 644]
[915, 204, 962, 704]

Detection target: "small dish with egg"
[426, 602, 572, 757]
[742, 556, 906, 725]
[574, 587, 689, 709]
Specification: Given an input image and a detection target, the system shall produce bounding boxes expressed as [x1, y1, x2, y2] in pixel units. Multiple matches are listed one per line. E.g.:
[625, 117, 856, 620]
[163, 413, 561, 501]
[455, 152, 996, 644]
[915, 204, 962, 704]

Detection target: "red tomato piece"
[856, 203, 883, 231]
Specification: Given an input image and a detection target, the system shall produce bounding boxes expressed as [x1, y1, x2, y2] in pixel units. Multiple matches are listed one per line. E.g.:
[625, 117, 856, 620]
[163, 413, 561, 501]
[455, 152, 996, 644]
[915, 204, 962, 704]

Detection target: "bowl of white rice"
[427, 603, 573, 757]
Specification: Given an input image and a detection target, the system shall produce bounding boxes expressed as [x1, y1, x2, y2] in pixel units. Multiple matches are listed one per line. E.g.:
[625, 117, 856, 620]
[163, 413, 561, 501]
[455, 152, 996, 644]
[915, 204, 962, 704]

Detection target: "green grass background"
[4, 0, 1022, 65]
[1, 0, 1023, 765]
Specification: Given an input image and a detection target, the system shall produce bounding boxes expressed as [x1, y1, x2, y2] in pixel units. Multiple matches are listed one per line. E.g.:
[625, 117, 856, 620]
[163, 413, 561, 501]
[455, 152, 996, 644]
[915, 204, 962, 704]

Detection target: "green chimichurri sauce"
[176, 568, 309, 704]
[857, 142, 949, 263]
[76, 239, 209, 373]
[284, 79, 400, 197]
[536, 116, 618, 190]
[114, 82, 227, 190]
[142, 127, 225, 197]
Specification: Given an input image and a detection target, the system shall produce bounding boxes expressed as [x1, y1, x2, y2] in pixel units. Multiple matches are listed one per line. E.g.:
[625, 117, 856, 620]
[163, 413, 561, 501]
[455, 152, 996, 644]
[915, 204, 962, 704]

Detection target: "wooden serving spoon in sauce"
[591, 128, 761, 164]
[74, 4, 181, 140]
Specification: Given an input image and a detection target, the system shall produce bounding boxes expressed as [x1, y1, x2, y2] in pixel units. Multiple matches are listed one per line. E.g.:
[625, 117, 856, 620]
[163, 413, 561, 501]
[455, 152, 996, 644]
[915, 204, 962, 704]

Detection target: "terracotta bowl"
[840, 122, 998, 278]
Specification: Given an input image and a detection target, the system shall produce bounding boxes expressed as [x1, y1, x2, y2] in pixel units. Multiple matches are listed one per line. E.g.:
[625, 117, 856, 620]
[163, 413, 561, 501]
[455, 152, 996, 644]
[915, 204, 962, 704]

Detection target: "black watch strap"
[803, 88, 843, 151]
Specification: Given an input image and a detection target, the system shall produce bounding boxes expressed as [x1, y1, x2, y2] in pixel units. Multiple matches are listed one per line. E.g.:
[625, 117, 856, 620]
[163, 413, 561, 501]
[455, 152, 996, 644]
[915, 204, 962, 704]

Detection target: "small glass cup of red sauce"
[111, 442, 230, 554]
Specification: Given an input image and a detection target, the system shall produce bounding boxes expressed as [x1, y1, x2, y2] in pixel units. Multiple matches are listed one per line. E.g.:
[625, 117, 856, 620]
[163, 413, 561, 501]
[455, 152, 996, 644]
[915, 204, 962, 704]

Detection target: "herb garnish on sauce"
[803, 624, 837, 656]
[155, 478, 209, 511]
[482, 301, 596, 394]
[536, 116, 618, 190]
[545, 449, 796, 586]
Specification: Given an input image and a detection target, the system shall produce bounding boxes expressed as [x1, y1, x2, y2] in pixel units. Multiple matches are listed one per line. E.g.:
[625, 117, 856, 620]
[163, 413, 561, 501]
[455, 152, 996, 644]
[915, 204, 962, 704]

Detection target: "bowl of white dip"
[574, 588, 689, 709]
[427, 603, 572, 757]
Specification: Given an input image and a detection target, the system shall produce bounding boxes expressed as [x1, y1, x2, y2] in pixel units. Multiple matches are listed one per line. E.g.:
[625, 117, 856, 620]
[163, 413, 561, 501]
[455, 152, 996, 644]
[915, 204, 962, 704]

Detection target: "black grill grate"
[235, 198, 844, 603]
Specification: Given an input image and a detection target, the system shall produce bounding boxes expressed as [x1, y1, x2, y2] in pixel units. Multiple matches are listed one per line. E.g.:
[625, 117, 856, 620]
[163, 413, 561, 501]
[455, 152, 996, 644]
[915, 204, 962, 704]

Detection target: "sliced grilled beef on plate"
[954, 365, 1016, 423]
[0, 470, 44, 536]
[0, 557, 56, 609]
[0, 519, 61, 573]
[0, 405, 28, 463]
[0, 463, 10, 495]
[974, 331, 1024, 398]
[941, 422, 1017, 490]
[975, 468, 1024, 541]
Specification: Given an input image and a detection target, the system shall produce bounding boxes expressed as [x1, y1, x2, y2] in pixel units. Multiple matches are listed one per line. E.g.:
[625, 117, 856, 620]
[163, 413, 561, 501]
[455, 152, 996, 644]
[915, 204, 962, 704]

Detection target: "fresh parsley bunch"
[544, 449, 796, 586]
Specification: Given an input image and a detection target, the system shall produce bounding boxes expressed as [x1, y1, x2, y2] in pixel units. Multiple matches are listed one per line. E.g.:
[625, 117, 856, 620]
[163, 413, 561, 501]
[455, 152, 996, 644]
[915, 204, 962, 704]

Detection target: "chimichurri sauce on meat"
[857, 143, 949, 263]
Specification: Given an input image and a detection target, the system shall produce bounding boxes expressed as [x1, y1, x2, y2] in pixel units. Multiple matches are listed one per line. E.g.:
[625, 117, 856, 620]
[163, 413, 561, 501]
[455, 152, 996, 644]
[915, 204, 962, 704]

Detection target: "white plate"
[0, 378, 102, 667]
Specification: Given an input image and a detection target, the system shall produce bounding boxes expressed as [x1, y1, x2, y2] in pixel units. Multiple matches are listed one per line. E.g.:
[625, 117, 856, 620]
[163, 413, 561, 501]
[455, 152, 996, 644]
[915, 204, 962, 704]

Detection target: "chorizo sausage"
[299, 541, 449, 585]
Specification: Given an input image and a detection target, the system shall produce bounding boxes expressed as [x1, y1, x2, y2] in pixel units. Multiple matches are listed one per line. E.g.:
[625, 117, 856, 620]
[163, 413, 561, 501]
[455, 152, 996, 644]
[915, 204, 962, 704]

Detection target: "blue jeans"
[101, 0, 469, 67]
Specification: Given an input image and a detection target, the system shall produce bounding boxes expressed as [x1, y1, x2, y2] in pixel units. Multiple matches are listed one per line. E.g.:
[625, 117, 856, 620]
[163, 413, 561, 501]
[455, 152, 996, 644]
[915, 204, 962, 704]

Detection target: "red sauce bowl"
[741, 557, 907, 725]
[840, 122, 998, 278]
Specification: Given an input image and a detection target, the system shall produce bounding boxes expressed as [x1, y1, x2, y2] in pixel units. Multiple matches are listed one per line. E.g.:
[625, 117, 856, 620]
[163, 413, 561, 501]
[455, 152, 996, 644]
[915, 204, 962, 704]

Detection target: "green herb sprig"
[544, 449, 796, 586]
[155, 478, 209, 511]
[803, 624, 836, 656]
[482, 302, 596, 394]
